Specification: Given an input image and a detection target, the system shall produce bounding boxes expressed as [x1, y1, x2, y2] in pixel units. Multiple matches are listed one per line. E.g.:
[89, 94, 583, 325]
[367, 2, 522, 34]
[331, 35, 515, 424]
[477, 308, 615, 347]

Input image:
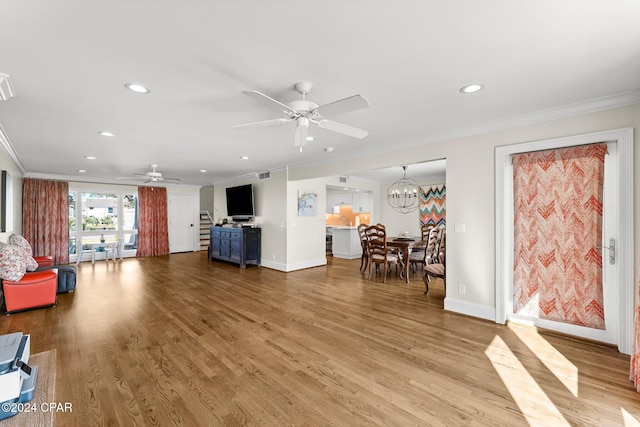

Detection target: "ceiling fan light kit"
[234, 81, 370, 151]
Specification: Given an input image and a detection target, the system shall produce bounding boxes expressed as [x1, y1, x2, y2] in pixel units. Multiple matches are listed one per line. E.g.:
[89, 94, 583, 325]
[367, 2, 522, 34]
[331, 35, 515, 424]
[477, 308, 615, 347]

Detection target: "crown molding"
[0, 123, 26, 174]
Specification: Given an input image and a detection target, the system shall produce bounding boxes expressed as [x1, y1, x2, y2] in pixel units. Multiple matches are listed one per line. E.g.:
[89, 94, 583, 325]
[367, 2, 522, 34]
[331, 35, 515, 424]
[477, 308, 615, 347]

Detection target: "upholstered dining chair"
[365, 224, 404, 283]
[424, 226, 446, 294]
[357, 223, 369, 273]
[408, 224, 436, 273]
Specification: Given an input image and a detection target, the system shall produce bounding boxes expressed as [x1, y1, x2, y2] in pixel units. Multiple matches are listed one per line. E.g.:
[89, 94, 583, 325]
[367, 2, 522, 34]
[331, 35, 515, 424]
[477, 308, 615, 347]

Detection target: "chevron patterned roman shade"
[512, 143, 607, 330]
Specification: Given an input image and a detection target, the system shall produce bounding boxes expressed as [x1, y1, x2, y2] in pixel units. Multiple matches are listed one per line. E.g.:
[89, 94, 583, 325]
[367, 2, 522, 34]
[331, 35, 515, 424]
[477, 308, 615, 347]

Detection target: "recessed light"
[324, 147, 334, 153]
[85, 156, 96, 160]
[78, 169, 86, 173]
[306, 136, 315, 141]
[124, 82, 151, 94]
[460, 83, 485, 94]
[98, 131, 115, 137]
[200, 169, 207, 173]
[240, 156, 249, 160]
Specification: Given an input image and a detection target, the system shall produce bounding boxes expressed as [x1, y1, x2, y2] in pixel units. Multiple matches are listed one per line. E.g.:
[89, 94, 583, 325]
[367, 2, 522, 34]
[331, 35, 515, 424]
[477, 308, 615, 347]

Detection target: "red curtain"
[512, 143, 607, 330]
[136, 186, 169, 257]
[630, 260, 640, 391]
[22, 178, 69, 264]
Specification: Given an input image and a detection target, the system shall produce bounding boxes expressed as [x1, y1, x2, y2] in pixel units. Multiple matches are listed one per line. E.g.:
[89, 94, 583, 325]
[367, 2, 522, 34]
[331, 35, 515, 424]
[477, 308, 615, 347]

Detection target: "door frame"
[495, 127, 634, 354]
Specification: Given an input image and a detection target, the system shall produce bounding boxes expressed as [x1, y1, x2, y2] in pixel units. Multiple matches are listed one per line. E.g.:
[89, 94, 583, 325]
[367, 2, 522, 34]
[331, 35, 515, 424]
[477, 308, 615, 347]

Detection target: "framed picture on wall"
[298, 190, 318, 216]
[1, 170, 13, 232]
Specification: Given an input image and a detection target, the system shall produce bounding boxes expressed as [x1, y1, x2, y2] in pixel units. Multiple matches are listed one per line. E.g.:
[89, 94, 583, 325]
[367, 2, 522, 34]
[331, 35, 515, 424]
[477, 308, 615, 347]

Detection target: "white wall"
[0, 147, 23, 242]
[213, 171, 288, 270]
[289, 103, 640, 321]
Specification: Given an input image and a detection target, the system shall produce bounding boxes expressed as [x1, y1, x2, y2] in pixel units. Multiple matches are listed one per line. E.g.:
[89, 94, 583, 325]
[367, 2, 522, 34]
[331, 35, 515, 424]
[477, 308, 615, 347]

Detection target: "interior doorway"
[169, 193, 196, 253]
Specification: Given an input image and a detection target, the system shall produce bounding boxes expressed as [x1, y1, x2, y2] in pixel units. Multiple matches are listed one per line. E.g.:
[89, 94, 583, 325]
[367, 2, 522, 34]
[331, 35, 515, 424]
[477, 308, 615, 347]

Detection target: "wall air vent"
[339, 176, 348, 183]
[258, 171, 271, 180]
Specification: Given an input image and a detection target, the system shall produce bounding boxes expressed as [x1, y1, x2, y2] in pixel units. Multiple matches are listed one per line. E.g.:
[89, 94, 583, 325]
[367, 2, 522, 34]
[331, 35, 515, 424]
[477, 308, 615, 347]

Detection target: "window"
[68, 188, 138, 260]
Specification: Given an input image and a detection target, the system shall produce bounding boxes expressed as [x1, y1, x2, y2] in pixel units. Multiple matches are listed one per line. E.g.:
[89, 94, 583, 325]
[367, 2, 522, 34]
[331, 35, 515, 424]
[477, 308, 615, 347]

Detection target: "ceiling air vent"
[339, 176, 348, 183]
[258, 171, 271, 180]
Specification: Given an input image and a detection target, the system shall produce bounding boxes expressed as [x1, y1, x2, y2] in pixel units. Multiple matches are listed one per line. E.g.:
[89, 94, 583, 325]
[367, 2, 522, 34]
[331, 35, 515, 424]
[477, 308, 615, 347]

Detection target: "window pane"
[69, 236, 77, 255]
[82, 193, 118, 231]
[69, 192, 77, 232]
[123, 194, 138, 230]
[122, 233, 137, 250]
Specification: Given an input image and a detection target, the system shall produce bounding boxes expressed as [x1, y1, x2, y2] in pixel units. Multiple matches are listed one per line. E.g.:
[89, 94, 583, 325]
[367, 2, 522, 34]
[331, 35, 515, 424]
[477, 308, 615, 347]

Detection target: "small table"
[387, 238, 427, 283]
[76, 242, 120, 265]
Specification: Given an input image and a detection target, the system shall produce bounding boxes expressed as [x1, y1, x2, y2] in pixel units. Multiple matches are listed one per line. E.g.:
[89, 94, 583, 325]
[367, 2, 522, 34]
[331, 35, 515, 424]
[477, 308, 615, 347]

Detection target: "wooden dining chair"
[424, 226, 446, 294]
[365, 224, 404, 283]
[409, 224, 435, 273]
[357, 223, 369, 273]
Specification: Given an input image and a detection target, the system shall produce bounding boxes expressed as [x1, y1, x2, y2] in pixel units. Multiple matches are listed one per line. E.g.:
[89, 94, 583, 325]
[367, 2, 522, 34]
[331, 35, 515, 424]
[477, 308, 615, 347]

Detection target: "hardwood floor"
[2, 252, 639, 426]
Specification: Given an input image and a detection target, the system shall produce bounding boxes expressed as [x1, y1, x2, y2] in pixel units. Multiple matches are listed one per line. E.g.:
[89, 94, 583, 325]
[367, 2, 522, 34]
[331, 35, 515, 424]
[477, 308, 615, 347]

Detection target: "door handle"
[596, 238, 615, 265]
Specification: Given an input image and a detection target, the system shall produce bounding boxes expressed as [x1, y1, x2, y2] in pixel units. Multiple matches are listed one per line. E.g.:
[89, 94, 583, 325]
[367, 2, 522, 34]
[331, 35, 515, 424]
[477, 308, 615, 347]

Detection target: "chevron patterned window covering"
[419, 184, 446, 227]
[512, 143, 607, 330]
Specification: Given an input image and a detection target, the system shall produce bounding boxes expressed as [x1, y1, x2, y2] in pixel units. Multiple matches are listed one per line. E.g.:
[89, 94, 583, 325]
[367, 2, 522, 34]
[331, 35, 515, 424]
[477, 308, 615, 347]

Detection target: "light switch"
[455, 223, 466, 233]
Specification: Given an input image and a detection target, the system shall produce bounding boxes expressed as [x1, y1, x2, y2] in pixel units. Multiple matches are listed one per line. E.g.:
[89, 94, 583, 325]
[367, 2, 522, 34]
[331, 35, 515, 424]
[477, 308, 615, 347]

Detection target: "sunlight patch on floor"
[485, 335, 569, 427]
[508, 323, 578, 397]
[622, 407, 640, 426]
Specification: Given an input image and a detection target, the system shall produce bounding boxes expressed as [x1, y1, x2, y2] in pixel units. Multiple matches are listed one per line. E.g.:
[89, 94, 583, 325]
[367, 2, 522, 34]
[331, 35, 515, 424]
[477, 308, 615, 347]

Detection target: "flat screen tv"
[226, 184, 254, 220]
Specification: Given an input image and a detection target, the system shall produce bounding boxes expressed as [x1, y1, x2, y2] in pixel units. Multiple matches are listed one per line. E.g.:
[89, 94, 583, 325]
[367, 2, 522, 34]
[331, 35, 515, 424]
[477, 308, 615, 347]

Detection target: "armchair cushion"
[2, 269, 57, 313]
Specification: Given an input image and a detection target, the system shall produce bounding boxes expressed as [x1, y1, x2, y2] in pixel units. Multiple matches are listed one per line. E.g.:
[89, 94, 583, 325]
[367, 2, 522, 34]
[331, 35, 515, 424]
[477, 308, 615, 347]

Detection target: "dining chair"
[365, 224, 404, 283]
[357, 223, 369, 273]
[424, 226, 446, 294]
[408, 224, 435, 273]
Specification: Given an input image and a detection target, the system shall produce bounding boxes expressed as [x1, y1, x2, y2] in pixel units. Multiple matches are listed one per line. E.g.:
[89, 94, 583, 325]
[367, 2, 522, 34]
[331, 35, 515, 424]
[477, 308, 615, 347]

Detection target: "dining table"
[386, 237, 427, 283]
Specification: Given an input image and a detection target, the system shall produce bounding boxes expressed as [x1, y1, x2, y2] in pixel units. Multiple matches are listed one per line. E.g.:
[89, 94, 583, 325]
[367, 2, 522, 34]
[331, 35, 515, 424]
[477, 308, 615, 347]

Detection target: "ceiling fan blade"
[163, 177, 183, 183]
[242, 90, 297, 115]
[116, 176, 143, 180]
[294, 118, 309, 148]
[314, 94, 370, 117]
[233, 118, 292, 129]
[317, 119, 369, 139]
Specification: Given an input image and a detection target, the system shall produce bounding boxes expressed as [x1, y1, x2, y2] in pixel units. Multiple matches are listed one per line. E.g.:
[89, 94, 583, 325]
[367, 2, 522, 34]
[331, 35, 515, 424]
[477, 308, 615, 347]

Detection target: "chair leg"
[423, 274, 430, 294]
[382, 262, 387, 283]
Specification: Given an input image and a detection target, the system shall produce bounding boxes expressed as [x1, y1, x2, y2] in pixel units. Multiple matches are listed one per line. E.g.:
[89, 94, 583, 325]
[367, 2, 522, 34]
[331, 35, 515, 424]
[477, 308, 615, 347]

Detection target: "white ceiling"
[0, 1, 639, 186]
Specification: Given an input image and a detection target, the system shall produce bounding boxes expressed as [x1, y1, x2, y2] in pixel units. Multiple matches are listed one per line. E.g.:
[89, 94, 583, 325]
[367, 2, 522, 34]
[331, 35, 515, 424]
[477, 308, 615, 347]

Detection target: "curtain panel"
[512, 143, 607, 330]
[136, 186, 169, 257]
[630, 259, 640, 391]
[22, 178, 69, 264]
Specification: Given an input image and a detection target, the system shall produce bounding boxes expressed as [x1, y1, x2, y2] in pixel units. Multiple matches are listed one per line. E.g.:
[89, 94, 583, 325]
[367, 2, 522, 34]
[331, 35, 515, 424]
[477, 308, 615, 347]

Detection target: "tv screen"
[226, 184, 254, 218]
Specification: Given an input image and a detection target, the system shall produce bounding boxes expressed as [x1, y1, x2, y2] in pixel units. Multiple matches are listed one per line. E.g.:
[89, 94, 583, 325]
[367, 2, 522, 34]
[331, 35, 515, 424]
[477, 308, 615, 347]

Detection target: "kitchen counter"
[327, 226, 361, 259]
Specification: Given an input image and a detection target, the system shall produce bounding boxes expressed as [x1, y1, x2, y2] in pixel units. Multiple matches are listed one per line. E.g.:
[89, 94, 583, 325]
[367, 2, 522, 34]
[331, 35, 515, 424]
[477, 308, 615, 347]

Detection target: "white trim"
[495, 127, 634, 354]
[0, 123, 26, 174]
[260, 258, 327, 272]
[444, 298, 496, 321]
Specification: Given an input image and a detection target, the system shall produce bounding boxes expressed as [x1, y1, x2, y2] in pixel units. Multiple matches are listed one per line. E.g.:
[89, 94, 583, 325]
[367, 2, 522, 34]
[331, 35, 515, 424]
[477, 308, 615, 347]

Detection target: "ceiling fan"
[233, 81, 370, 151]
[116, 164, 183, 184]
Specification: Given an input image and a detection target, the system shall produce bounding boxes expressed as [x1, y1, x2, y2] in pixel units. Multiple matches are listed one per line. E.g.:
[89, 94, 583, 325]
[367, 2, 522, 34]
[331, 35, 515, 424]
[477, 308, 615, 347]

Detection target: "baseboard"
[444, 297, 496, 322]
[260, 258, 327, 272]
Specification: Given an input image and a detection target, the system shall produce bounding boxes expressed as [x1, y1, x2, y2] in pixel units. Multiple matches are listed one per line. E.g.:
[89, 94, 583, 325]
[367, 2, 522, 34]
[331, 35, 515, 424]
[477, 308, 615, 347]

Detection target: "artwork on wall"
[1, 170, 13, 232]
[298, 190, 318, 216]
[419, 184, 445, 226]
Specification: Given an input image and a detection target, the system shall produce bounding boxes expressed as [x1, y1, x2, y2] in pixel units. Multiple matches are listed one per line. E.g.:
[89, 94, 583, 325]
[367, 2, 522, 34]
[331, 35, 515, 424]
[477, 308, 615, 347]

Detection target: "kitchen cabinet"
[352, 192, 371, 212]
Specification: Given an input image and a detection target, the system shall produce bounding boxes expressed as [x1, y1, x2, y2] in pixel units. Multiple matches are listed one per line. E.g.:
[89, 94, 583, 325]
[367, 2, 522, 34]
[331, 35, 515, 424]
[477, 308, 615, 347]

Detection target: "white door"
[169, 194, 195, 253]
[496, 128, 634, 353]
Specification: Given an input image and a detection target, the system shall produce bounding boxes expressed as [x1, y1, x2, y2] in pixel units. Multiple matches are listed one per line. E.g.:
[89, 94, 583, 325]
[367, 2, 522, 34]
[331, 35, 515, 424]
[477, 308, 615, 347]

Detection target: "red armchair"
[2, 269, 58, 314]
[34, 256, 53, 267]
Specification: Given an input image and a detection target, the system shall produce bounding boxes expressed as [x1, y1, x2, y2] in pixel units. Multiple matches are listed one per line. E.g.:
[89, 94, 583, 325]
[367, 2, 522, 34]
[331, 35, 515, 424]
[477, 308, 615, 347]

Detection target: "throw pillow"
[0, 242, 27, 282]
[8, 234, 39, 272]
[8, 234, 32, 254]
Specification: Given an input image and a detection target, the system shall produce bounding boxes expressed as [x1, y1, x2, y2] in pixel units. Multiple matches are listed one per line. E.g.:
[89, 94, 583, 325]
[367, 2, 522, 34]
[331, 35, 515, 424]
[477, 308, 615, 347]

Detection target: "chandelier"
[387, 166, 423, 214]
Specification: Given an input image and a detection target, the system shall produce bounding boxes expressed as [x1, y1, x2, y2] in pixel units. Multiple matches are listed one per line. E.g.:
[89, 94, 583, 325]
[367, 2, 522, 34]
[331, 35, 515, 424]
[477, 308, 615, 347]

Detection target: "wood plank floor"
[2, 252, 640, 426]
